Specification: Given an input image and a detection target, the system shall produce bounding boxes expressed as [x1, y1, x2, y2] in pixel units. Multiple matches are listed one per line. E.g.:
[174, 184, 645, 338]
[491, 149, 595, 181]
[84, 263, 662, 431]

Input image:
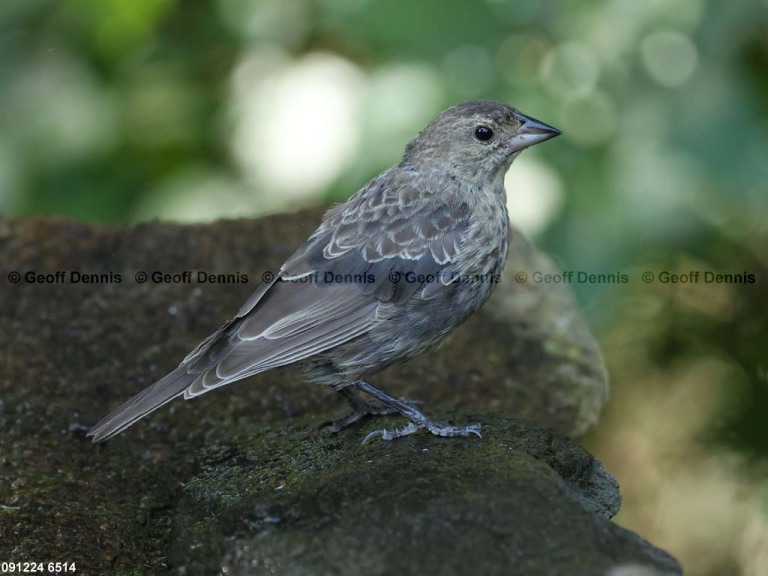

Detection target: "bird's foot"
[362, 420, 482, 445]
[350, 380, 482, 444]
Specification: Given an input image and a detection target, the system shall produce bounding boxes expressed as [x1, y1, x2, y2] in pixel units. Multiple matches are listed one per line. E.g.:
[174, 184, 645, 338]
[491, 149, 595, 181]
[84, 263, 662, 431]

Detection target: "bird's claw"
[426, 422, 482, 439]
[361, 421, 482, 444]
[362, 422, 421, 444]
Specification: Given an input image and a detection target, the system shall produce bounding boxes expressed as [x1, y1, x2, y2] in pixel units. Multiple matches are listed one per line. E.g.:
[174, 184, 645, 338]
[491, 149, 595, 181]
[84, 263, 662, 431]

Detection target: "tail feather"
[87, 366, 197, 443]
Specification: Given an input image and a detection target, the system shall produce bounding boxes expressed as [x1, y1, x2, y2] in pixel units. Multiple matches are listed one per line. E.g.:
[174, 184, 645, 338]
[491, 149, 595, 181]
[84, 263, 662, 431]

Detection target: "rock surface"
[170, 415, 682, 576]
[0, 212, 678, 575]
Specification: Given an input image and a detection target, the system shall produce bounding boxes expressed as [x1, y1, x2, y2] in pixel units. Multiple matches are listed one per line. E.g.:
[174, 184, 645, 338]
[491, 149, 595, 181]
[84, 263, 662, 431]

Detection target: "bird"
[88, 100, 561, 444]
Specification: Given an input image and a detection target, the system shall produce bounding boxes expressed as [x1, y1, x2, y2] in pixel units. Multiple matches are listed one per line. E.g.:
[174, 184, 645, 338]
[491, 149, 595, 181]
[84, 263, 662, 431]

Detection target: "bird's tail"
[87, 365, 196, 443]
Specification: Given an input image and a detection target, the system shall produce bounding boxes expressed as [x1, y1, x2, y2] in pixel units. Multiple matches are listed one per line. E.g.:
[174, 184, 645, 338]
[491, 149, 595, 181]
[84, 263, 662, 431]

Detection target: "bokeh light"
[541, 41, 601, 100]
[230, 51, 363, 207]
[641, 31, 699, 88]
[505, 156, 563, 237]
[5, 52, 118, 167]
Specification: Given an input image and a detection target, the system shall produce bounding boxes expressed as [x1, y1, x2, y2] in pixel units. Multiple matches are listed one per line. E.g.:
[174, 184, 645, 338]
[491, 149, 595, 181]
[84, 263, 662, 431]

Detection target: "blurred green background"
[1, 0, 766, 573]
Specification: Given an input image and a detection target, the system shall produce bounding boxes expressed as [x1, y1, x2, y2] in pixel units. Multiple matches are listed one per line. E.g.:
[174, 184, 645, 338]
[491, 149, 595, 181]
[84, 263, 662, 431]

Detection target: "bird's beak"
[507, 112, 561, 153]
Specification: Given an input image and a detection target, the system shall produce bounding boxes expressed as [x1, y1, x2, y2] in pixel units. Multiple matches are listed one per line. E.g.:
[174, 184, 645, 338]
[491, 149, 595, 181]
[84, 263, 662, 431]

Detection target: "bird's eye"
[474, 125, 494, 142]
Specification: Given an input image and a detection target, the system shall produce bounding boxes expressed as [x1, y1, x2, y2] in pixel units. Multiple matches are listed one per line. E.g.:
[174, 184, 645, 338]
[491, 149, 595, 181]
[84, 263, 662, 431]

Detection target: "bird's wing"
[88, 171, 470, 442]
[184, 170, 472, 393]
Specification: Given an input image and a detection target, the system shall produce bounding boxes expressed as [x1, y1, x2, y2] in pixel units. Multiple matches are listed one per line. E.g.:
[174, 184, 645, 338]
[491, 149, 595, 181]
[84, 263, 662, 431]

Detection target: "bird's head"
[404, 100, 561, 187]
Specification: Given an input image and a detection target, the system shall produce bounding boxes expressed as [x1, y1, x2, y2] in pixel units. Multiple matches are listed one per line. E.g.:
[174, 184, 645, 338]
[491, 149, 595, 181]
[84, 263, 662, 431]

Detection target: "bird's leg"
[353, 380, 482, 444]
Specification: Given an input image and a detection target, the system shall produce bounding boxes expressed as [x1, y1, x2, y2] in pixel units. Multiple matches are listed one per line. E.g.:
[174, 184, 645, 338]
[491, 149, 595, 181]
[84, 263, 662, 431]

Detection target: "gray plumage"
[88, 100, 560, 443]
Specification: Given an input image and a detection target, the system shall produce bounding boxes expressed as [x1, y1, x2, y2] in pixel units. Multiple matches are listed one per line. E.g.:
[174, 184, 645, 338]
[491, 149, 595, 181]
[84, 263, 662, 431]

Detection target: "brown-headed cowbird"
[88, 100, 560, 444]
